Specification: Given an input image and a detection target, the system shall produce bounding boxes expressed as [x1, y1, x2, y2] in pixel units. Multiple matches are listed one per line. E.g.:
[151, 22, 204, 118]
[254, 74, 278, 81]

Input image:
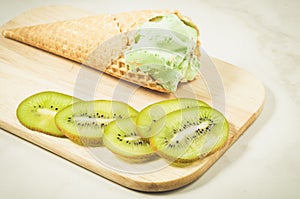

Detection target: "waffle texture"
[3, 10, 200, 92]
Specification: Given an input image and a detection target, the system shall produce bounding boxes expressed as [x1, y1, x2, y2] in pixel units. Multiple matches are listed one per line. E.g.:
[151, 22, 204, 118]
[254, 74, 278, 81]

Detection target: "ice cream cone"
[2, 10, 200, 92]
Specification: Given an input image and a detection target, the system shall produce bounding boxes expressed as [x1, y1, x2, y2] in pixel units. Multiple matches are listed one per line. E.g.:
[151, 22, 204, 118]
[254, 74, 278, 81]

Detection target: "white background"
[0, 0, 299, 198]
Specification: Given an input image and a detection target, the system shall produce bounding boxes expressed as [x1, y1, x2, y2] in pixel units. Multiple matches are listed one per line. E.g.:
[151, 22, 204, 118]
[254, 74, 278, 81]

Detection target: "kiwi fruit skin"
[55, 100, 138, 146]
[103, 116, 156, 161]
[136, 98, 209, 139]
[16, 91, 79, 137]
[149, 106, 229, 163]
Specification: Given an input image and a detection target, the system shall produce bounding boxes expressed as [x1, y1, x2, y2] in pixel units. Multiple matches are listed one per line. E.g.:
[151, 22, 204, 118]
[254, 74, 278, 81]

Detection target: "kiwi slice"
[103, 116, 156, 161]
[16, 91, 79, 137]
[55, 100, 138, 146]
[136, 98, 209, 139]
[150, 106, 229, 163]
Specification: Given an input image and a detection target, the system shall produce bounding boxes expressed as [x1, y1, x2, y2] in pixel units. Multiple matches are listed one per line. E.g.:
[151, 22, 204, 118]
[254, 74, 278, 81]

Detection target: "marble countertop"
[0, 0, 299, 198]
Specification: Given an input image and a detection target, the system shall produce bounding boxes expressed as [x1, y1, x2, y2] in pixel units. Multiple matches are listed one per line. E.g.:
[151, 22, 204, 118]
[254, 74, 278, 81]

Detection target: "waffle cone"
[3, 10, 200, 92]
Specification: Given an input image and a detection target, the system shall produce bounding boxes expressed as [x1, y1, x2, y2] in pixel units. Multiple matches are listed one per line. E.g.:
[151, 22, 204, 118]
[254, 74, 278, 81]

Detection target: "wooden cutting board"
[0, 6, 265, 192]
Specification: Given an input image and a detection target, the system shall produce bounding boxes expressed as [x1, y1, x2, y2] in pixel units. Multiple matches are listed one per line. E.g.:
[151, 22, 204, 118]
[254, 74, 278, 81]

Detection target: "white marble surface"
[0, 0, 299, 198]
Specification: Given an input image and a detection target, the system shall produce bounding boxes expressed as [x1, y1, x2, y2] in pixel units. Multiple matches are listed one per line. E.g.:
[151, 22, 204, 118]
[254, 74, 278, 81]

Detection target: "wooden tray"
[0, 6, 265, 192]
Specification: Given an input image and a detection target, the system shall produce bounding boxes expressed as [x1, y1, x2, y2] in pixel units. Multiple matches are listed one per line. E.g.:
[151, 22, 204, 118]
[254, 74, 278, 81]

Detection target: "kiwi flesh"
[150, 106, 229, 163]
[136, 98, 209, 139]
[16, 91, 79, 137]
[103, 116, 156, 161]
[55, 100, 138, 146]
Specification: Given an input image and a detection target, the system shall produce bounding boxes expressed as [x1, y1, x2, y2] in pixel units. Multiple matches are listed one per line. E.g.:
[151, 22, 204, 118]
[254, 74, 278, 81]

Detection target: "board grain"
[0, 6, 265, 192]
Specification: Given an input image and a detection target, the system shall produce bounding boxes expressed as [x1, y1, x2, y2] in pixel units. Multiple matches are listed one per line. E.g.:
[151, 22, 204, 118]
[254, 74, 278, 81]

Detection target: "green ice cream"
[124, 14, 200, 92]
